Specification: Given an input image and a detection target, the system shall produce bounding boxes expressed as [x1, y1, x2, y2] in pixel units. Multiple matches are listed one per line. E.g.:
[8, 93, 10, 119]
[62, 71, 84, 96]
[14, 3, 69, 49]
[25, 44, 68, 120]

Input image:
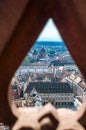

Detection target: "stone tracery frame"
[0, 0, 86, 129]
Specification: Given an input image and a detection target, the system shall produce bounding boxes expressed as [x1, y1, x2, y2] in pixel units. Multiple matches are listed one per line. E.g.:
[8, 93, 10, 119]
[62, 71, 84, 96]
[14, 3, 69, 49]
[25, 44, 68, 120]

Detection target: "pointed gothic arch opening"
[10, 18, 85, 112]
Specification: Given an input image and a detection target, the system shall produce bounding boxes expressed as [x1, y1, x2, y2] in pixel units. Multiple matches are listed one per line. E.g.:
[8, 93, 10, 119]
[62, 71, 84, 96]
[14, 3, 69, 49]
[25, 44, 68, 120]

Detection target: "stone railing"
[3, 100, 86, 130]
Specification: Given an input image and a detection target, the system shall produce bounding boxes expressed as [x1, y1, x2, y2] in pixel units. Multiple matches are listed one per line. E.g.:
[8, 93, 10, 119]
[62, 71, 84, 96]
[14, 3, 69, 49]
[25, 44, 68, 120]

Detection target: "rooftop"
[26, 82, 73, 93]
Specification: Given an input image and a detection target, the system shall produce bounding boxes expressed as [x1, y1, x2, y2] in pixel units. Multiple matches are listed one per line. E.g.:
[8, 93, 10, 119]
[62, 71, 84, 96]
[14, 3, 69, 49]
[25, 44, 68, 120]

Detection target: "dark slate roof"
[51, 77, 61, 82]
[25, 82, 73, 93]
[12, 84, 18, 90]
[40, 47, 46, 53]
[49, 60, 74, 66]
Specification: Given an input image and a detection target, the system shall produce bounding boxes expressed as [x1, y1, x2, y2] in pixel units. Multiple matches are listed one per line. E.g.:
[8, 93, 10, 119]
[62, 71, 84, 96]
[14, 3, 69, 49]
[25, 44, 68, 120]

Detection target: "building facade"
[25, 82, 74, 108]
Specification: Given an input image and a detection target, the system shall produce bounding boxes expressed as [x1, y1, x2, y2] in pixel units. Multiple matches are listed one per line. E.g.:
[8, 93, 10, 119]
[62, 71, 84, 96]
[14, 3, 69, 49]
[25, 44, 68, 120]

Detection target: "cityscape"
[10, 40, 86, 110]
[1, 18, 86, 130]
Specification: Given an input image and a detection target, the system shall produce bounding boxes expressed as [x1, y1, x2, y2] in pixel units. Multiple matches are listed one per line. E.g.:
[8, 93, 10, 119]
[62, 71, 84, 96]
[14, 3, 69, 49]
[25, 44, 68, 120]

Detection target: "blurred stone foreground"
[11, 99, 86, 130]
[0, 99, 86, 130]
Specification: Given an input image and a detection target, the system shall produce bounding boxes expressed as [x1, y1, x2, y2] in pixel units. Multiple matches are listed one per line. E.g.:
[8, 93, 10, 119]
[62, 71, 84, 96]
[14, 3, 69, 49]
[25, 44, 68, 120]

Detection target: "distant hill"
[34, 41, 66, 47]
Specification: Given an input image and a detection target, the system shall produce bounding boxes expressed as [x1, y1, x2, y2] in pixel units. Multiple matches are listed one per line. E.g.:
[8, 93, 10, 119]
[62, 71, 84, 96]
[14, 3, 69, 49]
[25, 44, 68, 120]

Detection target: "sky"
[37, 18, 62, 41]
